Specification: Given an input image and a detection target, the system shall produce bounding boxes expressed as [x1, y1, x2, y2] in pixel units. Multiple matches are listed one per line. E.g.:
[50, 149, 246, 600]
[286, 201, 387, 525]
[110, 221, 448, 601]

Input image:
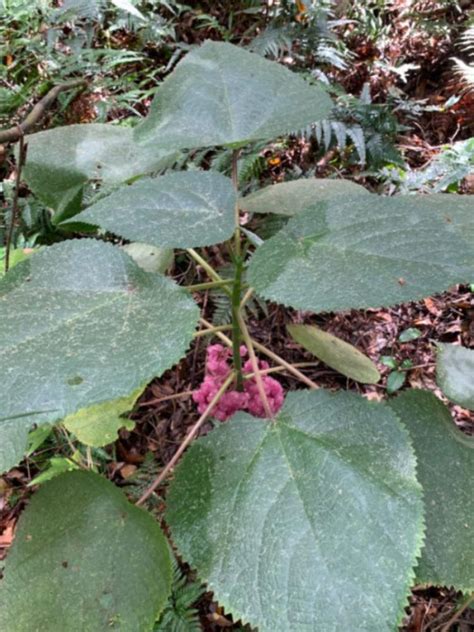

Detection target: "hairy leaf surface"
[288, 324, 380, 383]
[23, 124, 177, 215]
[241, 178, 369, 216]
[135, 41, 332, 149]
[166, 390, 423, 632]
[390, 391, 474, 592]
[77, 171, 236, 248]
[248, 195, 474, 312]
[0, 240, 199, 431]
[0, 471, 172, 631]
[436, 343, 474, 410]
[0, 419, 30, 474]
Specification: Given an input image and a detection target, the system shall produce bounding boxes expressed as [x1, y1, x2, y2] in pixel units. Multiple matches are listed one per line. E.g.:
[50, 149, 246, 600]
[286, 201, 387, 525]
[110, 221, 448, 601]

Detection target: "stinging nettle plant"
[0, 41, 473, 631]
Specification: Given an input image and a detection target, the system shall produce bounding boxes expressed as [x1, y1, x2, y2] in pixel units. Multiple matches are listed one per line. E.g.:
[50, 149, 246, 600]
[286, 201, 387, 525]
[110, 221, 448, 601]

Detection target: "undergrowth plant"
[0, 40, 473, 631]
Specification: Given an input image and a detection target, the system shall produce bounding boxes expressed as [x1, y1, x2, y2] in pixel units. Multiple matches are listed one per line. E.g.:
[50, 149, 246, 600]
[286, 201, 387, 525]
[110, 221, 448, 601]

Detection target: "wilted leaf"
[287, 324, 380, 383]
[63, 389, 142, 447]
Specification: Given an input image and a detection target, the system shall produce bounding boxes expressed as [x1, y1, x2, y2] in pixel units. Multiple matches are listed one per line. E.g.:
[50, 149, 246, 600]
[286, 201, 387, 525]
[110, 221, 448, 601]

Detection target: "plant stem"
[185, 279, 232, 292]
[240, 287, 254, 309]
[194, 324, 233, 338]
[136, 372, 235, 506]
[231, 255, 244, 390]
[252, 339, 319, 390]
[230, 148, 244, 389]
[5, 127, 26, 273]
[237, 312, 273, 419]
[186, 248, 231, 296]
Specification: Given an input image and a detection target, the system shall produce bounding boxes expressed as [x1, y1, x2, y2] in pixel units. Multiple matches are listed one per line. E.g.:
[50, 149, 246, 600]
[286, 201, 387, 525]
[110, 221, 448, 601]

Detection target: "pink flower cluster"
[193, 344, 284, 421]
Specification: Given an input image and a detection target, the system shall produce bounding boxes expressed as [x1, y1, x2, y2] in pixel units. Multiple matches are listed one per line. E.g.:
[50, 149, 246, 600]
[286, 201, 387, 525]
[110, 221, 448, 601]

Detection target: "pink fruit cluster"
[193, 344, 284, 421]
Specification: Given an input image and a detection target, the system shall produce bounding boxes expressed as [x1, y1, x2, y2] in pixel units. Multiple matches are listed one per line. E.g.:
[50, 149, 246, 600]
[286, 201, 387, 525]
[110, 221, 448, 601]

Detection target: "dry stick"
[199, 317, 319, 390]
[137, 390, 194, 408]
[439, 593, 473, 632]
[4, 126, 26, 273]
[136, 372, 235, 506]
[0, 79, 88, 144]
[252, 339, 319, 390]
[237, 311, 273, 419]
[240, 287, 254, 309]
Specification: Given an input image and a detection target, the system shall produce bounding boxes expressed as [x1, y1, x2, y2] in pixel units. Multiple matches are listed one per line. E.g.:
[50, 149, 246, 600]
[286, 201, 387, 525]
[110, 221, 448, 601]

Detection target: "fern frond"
[249, 26, 293, 58]
[154, 556, 204, 632]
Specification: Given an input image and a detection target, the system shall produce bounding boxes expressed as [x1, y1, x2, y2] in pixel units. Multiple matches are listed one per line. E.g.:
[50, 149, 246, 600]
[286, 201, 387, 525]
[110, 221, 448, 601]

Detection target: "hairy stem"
[136, 372, 235, 506]
[230, 148, 244, 389]
[231, 255, 244, 390]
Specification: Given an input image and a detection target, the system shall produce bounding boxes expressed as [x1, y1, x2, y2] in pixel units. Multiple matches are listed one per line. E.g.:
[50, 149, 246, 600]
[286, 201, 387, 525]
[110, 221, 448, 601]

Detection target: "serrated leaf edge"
[166, 399, 427, 632]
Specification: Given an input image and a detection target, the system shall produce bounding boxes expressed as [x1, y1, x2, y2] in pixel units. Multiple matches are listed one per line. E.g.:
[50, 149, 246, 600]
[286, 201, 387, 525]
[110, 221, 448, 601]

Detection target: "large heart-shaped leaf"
[0, 240, 199, 433]
[135, 41, 332, 150]
[166, 389, 423, 632]
[390, 391, 474, 592]
[288, 324, 380, 383]
[23, 124, 178, 216]
[248, 194, 474, 312]
[76, 171, 236, 248]
[0, 471, 172, 631]
[436, 343, 474, 410]
[241, 178, 369, 216]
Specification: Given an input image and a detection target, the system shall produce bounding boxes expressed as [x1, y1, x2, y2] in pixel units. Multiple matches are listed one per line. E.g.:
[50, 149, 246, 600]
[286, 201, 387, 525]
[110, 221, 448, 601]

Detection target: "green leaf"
[287, 324, 380, 383]
[386, 371, 406, 394]
[29, 455, 79, 486]
[166, 390, 424, 632]
[0, 240, 199, 434]
[63, 388, 141, 447]
[381, 355, 398, 369]
[0, 421, 30, 475]
[135, 41, 332, 150]
[0, 471, 172, 631]
[390, 391, 474, 592]
[26, 424, 53, 456]
[241, 178, 369, 216]
[23, 124, 178, 215]
[122, 243, 173, 274]
[76, 172, 236, 248]
[111, 0, 146, 20]
[398, 327, 422, 343]
[437, 343, 474, 410]
[248, 194, 474, 313]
